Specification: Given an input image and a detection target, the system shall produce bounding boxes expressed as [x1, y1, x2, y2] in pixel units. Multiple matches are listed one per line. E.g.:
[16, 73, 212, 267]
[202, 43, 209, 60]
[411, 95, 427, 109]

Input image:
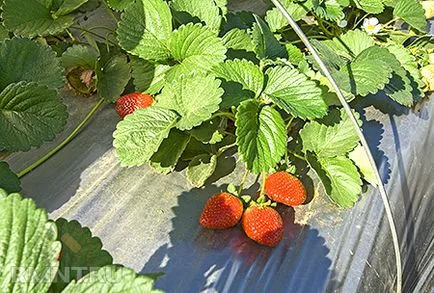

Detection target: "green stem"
[17, 97, 105, 179]
[353, 13, 370, 29]
[101, 0, 119, 23]
[65, 29, 76, 42]
[287, 150, 306, 161]
[238, 168, 249, 195]
[285, 116, 295, 130]
[216, 142, 237, 157]
[71, 26, 118, 47]
[209, 111, 235, 121]
[259, 172, 266, 198]
[384, 17, 400, 28]
[87, 25, 116, 33]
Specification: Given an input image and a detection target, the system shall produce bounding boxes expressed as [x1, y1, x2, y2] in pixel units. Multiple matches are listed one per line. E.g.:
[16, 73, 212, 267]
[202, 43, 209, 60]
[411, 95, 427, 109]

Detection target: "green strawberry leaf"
[212, 59, 264, 98]
[50, 218, 113, 293]
[264, 66, 328, 119]
[157, 73, 223, 130]
[170, 23, 227, 72]
[113, 107, 179, 167]
[2, 0, 74, 37]
[0, 162, 21, 193]
[300, 108, 361, 157]
[150, 129, 191, 174]
[313, 0, 345, 22]
[130, 58, 170, 95]
[171, 0, 222, 33]
[107, 0, 134, 11]
[186, 154, 217, 187]
[189, 118, 224, 144]
[0, 191, 61, 293]
[386, 44, 424, 92]
[265, 0, 311, 32]
[285, 43, 305, 65]
[334, 46, 394, 96]
[61, 265, 163, 293]
[180, 138, 212, 161]
[0, 38, 64, 91]
[322, 29, 375, 60]
[307, 154, 362, 208]
[219, 80, 255, 109]
[222, 29, 255, 52]
[310, 39, 347, 70]
[61, 45, 99, 70]
[382, 47, 419, 106]
[53, 0, 89, 16]
[393, 0, 427, 32]
[349, 144, 378, 187]
[117, 0, 172, 61]
[96, 53, 131, 102]
[0, 82, 68, 152]
[251, 15, 287, 60]
[235, 100, 287, 174]
[353, 0, 384, 13]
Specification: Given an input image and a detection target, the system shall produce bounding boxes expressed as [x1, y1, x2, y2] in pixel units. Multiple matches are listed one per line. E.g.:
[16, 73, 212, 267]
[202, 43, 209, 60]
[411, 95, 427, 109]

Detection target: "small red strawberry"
[115, 92, 154, 118]
[200, 192, 244, 229]
[264, 171, 306, 207]
[242, 205, 283, 247]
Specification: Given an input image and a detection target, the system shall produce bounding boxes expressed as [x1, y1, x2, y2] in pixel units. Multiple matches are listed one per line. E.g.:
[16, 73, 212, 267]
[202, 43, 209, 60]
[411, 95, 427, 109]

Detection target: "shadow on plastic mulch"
[141, 183, 332, 293]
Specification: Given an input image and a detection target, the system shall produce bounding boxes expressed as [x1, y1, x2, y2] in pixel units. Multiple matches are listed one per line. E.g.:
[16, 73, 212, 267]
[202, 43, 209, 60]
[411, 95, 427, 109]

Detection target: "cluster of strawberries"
[114, 93, 307, 247]
[200, 172, 307, 247]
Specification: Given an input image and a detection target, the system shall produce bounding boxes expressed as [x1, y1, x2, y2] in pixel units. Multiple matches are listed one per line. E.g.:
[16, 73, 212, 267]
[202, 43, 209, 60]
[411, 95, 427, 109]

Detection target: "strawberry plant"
[0, 188, 163, 293]
[0, 0, 433, 289]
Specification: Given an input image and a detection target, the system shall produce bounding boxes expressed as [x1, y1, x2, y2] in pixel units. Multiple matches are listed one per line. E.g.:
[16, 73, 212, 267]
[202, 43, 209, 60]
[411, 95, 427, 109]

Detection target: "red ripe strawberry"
[200, 192, 244, 229]
[264, 171, 306, 206]
[242, 206, 283, 247]
[115, 92, 154, 118]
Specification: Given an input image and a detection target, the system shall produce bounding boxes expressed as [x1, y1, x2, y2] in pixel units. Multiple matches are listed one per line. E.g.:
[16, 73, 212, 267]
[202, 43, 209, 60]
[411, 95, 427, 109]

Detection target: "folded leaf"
[150, 129, 191, 174]
[251, 15, 287, 60]
[113, 107, 179, 167]
[186, 154, 217, 187]
[308, 154, 362, 208]
[235, 100, 287, 174]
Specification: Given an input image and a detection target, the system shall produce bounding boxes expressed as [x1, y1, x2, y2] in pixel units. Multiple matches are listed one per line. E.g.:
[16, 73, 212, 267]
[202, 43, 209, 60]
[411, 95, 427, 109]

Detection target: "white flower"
[338, 20, 348, 28]
[421, 1, 434, 19]
[363, 17, 382, 35]
[421, 65, 434, 91]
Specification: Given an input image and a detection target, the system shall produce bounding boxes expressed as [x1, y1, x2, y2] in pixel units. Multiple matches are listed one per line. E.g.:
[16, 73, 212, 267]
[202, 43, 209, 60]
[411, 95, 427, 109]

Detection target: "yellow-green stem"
[17, 97, 105, 178]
